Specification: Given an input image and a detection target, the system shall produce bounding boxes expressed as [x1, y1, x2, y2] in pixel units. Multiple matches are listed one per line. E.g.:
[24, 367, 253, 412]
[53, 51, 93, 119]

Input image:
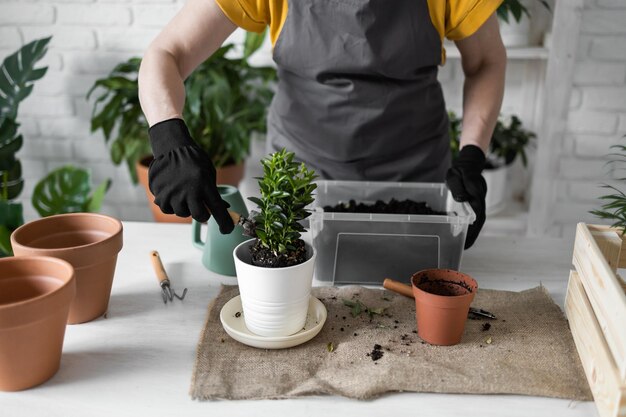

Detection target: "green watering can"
[192, 185, 250, 276]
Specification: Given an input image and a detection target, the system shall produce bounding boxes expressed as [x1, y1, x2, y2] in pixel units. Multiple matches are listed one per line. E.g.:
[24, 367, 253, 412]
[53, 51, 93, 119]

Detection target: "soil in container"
[416, 274, 473, 296]
[323, 198, 446, 215]
[250, 239, 307, 268]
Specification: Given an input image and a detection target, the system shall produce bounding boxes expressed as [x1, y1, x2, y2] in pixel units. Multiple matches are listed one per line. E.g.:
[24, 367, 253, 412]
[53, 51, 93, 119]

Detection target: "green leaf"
[0, 37, 51, 119]
[87, 178, 112, 212]
[32, 166, 108, 217]
[0, 200, 23, 256]
[243, 30, 267, 59]
[0, 224, 12, 256]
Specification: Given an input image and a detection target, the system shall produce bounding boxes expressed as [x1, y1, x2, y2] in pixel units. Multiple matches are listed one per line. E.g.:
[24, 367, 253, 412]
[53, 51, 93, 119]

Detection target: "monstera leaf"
[32, 166, 111, 217]
[0, 37, 51, 122]
[0, 38, 50, 203]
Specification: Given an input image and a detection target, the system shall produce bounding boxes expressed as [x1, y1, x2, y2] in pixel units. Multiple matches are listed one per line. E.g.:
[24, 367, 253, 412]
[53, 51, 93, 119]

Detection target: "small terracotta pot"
[411, 269, 478, 346]
[0, 256, 75, 391]
[11, 213, 123, 324]
[136, 155, 245, 223]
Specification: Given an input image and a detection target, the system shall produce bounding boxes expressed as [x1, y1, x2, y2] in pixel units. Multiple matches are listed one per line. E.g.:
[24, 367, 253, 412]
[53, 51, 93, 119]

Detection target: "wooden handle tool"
[383, 278, 414, 298]
[150, 250, 187, 303]
[227, 209, 257, 237]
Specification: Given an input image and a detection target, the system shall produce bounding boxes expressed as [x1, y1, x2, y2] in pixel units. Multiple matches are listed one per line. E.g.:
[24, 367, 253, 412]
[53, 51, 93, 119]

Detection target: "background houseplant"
[449, 112, 536, 215]
[0, 38, 109, 257]
[88, 32, 276, 216]
[591, 140, 626, 231]
[497, 0, 551, 47]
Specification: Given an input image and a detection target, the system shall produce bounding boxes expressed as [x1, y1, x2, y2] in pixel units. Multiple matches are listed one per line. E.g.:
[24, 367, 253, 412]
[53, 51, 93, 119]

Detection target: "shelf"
[444, 44, 549, 60]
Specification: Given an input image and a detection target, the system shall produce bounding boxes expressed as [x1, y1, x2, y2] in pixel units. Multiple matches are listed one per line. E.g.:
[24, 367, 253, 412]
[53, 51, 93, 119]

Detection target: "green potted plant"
[88, 32, 276, 223]
[449, 112, 535, 215]
[0, 38, 111, 256]
[497, 0, 551, 47]
[232, 149, 318, 337]
[591, 140, 626, 230]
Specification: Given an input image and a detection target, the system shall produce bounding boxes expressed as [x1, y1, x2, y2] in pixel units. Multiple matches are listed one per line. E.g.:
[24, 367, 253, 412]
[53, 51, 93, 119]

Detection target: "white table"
[1, 222, 596, 417]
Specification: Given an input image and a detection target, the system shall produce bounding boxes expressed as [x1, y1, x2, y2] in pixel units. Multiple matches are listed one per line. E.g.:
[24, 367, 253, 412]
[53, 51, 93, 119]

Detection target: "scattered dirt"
[482, 323, 491, 332]
[250, 238, 307, 268]
[366, 344, 384, 362]
[323, 198, 446, 215]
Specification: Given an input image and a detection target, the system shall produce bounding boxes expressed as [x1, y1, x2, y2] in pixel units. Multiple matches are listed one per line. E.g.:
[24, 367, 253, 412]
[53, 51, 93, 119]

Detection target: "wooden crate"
[566, 223, 626, 417]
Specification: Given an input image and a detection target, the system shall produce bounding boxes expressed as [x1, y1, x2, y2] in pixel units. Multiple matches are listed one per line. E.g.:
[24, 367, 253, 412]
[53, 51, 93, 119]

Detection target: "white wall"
[544, 0, 626, 237]
[2, 0, 623, 234]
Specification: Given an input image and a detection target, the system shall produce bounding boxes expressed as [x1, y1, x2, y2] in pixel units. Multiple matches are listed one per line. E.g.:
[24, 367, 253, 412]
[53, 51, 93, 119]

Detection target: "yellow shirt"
[214, 0, 502, 64]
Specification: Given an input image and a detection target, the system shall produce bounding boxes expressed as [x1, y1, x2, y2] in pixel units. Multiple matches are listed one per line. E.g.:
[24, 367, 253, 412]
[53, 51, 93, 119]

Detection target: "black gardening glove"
[446, 145, 487, 250]
[148, 118, 234, 234]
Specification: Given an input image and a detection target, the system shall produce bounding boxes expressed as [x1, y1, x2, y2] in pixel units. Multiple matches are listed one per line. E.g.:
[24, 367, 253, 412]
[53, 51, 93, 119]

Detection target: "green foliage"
[448, 111, 462, 161]
[591, 142, 626, 233]
[87, 57, 150, 183]
[32, 166, 111, 217]
[342, 299, 387, 320]
[183, 43, 276, 168]
[0, 201, 23, 256]
[88, 30, 275, 183]
[491, 115, 535, 167]
[0, 37, 50, 203]
[249, 149, 317, 256]
[497, 0, 550, 23]
[448, 112, 535, 168]
[0, 37, 50, 257]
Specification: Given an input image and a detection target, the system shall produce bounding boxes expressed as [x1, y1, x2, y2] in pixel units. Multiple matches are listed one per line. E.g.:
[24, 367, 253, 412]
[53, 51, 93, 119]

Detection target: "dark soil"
[367, 344, 384, 361]
[323, 198, 446, 215]
[250, 239, 307, 268]
[482, 323, 491, 332]
[417, 275, 473, 296]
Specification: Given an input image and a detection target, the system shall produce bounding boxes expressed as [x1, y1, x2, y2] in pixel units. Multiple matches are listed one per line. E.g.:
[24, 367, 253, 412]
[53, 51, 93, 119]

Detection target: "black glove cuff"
[455, 145, 486, 172]
[148, 118, 196, 157]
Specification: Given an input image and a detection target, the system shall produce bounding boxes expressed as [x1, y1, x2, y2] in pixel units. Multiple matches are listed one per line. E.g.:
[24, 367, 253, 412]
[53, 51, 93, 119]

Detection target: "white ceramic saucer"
[219, 295, 327, 349]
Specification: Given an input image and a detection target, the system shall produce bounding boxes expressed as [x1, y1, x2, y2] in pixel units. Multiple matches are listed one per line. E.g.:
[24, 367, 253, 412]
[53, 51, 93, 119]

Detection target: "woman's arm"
[138, 0, 237, 126]
[455, 14, 507, 154]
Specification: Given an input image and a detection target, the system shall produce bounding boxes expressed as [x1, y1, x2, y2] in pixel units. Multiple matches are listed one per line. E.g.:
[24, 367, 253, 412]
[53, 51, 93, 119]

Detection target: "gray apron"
[267, 0, 450, 182]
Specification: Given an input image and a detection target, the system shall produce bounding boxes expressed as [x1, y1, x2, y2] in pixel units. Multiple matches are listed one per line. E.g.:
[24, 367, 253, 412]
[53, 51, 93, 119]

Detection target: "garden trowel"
[228, 210, 258, 238]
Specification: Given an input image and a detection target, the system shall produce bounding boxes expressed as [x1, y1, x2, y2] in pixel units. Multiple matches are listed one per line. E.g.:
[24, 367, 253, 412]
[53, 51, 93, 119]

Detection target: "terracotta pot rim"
[233, 239, 316, 271]
[411, 268, 478, 299]
[11, 213, 123, 253]
[136, 154, 245, 169]
[0, 256, 75, 314]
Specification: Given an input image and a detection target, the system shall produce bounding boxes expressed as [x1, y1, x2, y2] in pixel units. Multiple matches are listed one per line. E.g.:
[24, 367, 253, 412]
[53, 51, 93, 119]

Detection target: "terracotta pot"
[136, 156, 245, 223]
[11, 213, 123, 324]
[0, 256, 75, 391]
[411, 269, 478, 346]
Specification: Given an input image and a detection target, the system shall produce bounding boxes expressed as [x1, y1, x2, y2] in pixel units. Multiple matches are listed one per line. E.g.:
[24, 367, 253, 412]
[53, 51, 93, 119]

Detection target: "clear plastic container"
[309, 181, 476, 285]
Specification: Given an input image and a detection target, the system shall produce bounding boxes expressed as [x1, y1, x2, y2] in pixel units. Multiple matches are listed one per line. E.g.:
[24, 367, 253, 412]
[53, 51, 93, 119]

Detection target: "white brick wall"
[550, 0, 626, 236]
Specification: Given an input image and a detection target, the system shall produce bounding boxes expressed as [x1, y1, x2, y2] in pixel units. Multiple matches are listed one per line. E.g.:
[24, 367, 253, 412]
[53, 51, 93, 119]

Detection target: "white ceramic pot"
[233, 239, 316, 337]
[483, 164, 510, 216]
[499, 17, 531, 47]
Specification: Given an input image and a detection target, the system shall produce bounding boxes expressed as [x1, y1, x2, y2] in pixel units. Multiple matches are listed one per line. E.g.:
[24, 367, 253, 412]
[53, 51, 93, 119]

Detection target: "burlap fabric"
[191, 285, 591, 401]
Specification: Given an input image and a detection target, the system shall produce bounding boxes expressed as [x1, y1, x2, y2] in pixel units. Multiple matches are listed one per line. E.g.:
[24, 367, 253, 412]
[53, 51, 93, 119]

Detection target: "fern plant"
[248, 149, 317, 261]
[591, 142, 626, 233]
